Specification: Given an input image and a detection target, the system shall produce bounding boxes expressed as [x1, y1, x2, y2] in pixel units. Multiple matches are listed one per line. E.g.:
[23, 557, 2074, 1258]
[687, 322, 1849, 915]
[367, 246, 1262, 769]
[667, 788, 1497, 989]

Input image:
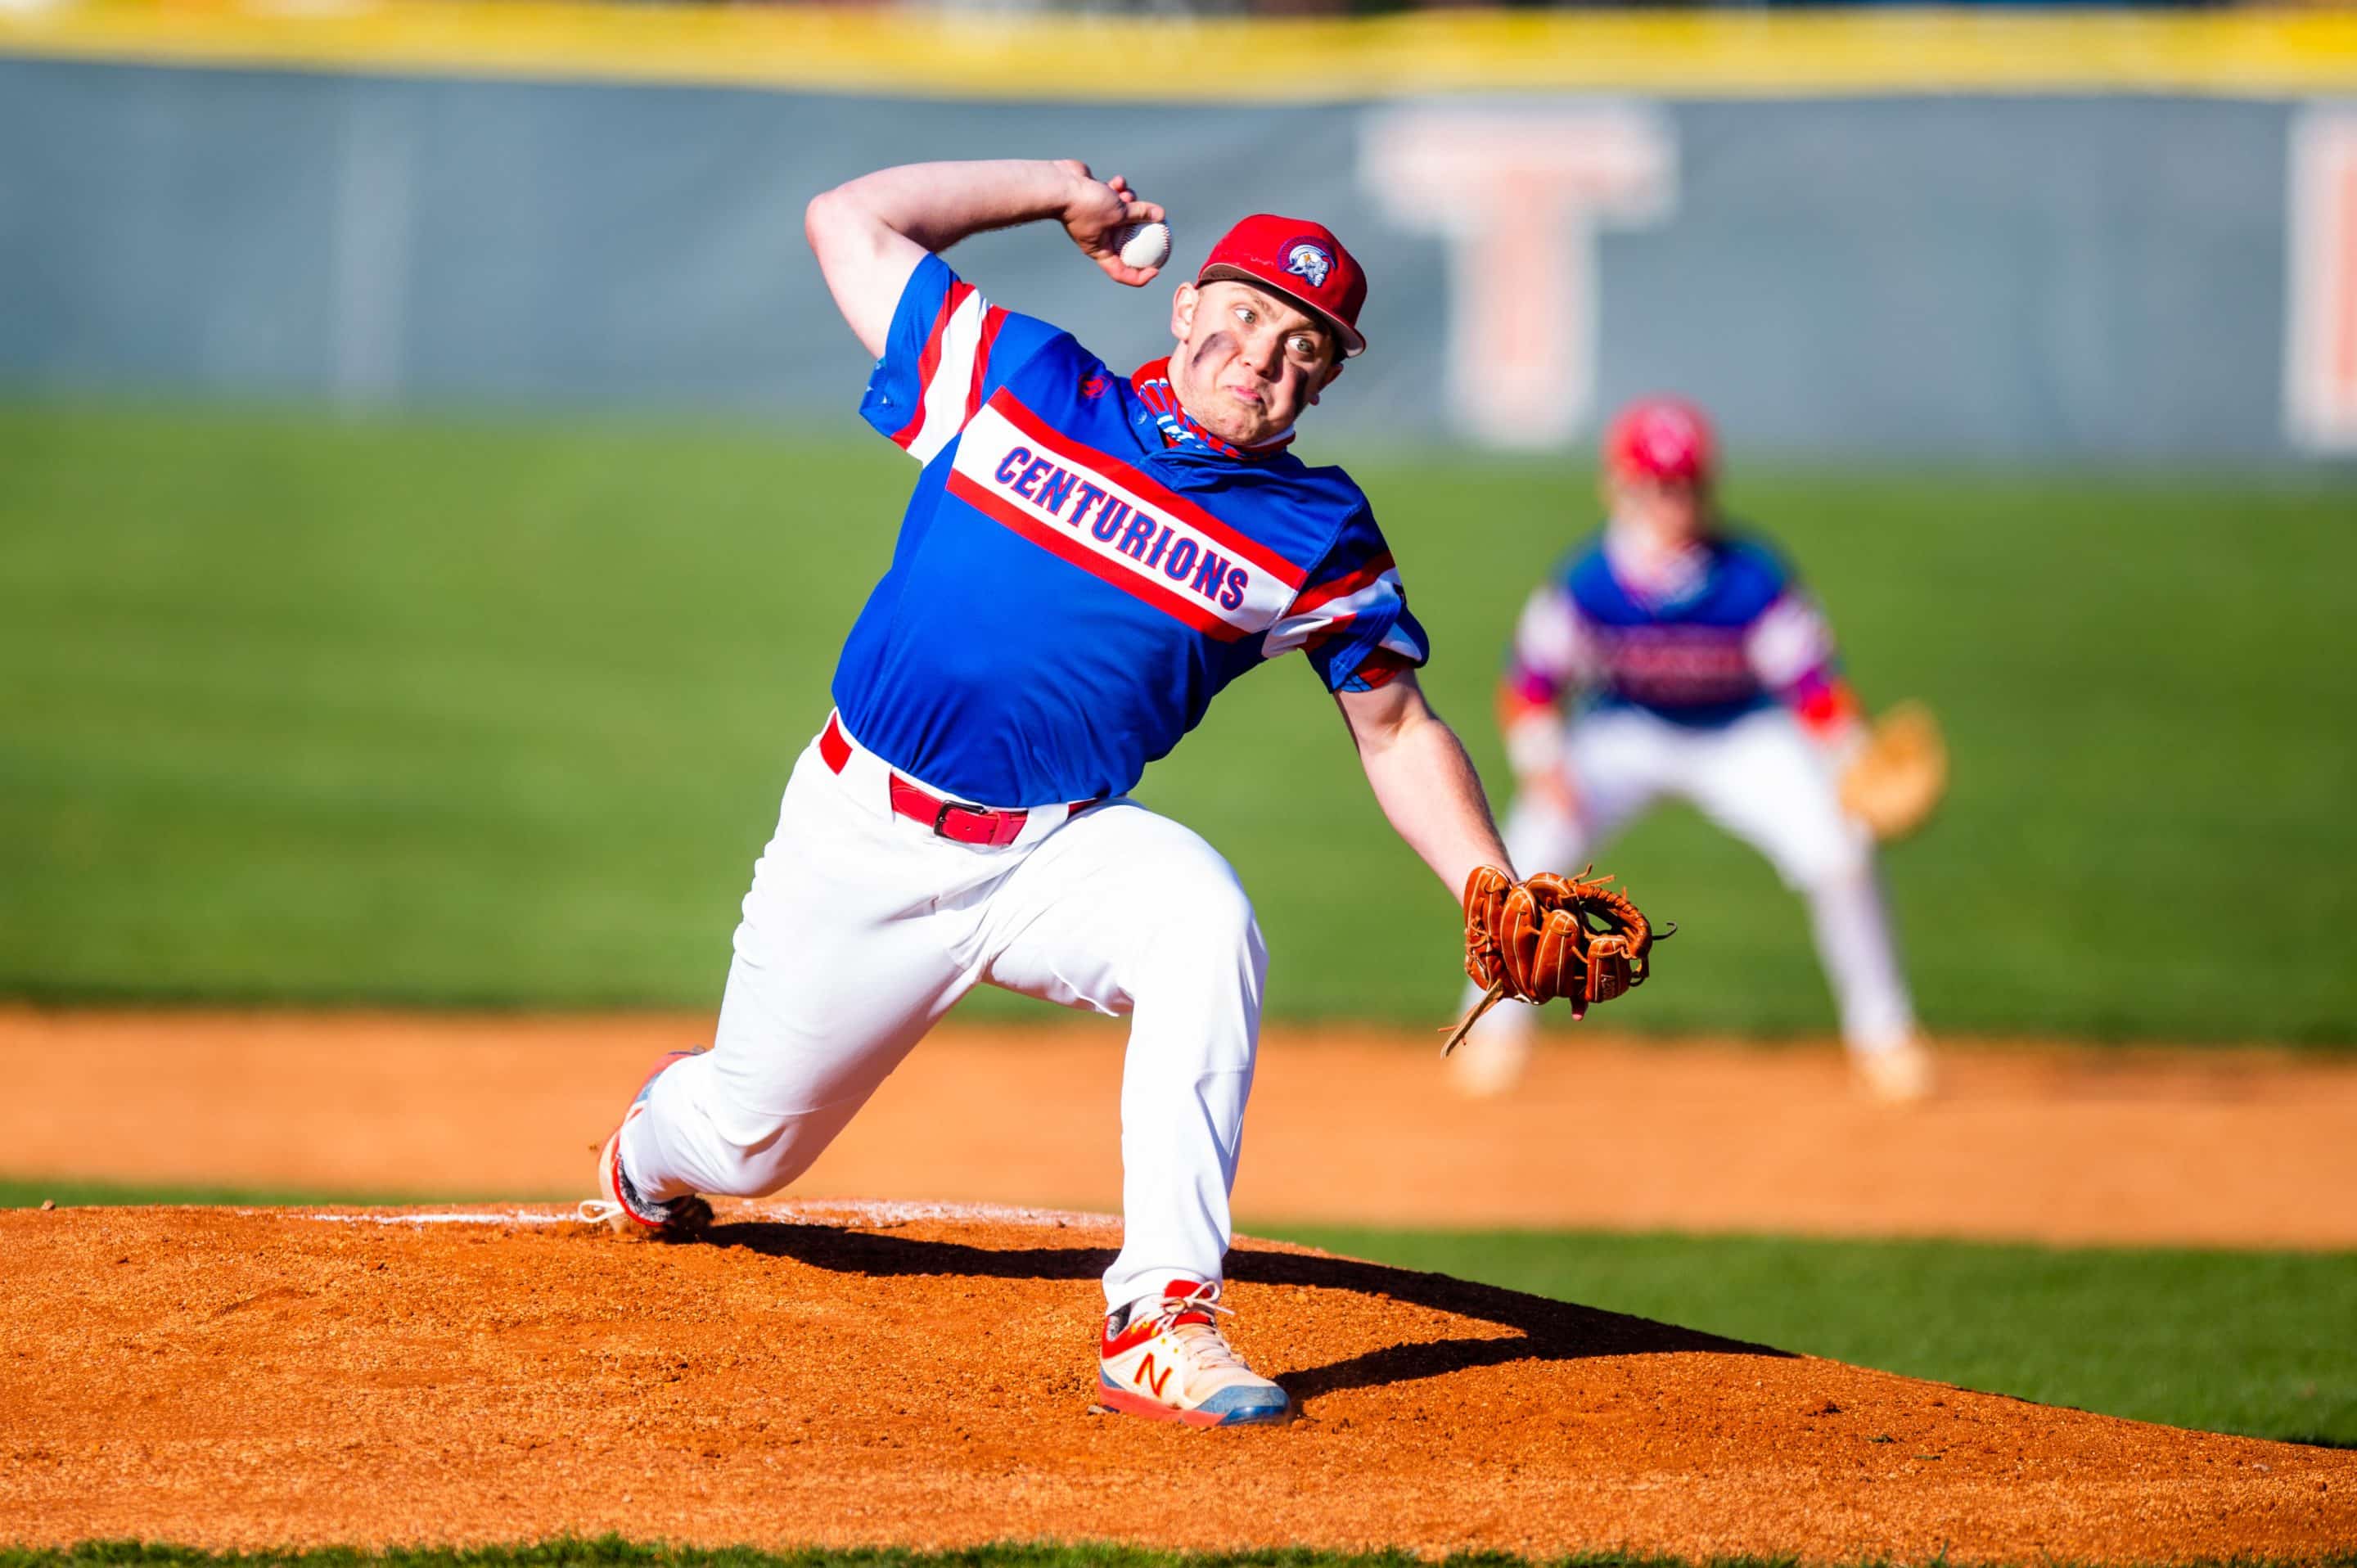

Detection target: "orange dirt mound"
[2, 1202, 2349, 1563]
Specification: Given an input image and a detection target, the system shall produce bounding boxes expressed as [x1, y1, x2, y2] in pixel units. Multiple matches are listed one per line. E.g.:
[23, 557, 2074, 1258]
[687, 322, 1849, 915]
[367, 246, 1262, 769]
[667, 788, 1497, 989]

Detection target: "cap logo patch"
[1283, 241, 1333, 289]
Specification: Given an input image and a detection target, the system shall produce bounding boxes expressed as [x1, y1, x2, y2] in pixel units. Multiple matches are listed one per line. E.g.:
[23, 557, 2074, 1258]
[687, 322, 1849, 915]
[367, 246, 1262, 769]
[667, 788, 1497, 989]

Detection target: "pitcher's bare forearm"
[804, 160, 1163, 357]
[1335, 674, 1513, 894]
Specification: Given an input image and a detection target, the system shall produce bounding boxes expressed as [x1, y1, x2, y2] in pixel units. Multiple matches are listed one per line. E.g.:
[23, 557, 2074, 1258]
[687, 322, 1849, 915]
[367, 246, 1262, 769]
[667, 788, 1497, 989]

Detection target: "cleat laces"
[1137, 1291, 1251, 1375]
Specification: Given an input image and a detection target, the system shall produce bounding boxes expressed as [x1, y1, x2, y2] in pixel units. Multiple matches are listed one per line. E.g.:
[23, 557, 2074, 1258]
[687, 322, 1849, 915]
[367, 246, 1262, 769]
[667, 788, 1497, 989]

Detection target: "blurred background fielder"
[1452, 398, 1939, 1103]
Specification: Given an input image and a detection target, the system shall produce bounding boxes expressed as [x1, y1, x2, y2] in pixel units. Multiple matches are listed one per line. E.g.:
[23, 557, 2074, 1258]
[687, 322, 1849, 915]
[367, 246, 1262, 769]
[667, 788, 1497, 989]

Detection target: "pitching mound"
[3, 1202, 2349, 1563]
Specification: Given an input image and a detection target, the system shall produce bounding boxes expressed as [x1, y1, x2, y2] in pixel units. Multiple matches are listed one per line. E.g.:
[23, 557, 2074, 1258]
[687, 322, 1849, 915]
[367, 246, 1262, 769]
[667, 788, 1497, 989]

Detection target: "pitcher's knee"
[1124, 868, 1264, 1010]
[1174, 871, 1265, 969]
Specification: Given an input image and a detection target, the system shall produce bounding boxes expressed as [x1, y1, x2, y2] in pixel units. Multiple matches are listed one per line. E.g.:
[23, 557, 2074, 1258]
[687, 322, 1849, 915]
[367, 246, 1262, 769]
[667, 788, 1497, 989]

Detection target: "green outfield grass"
[0, 1177, 462, 1209]
[3, 402, 2352, 1038]
[1276, 1225, 2357, 1450]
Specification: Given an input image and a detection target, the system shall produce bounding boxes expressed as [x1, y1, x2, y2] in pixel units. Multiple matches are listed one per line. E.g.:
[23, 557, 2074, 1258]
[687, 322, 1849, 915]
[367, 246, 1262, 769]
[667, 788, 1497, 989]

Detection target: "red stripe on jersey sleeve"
[965, 306, 1007, 426]
[1295, 608, 1365, 651]
[890, 279, 973, 452]
[1288, 551, 1397, 617]
[1791, 673, 1861, 735]
[1502, 660, 1564, 710]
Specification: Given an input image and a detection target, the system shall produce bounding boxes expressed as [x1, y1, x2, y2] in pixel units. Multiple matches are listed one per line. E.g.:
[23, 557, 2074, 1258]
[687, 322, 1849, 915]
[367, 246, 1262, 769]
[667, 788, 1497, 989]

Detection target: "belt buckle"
[935, 797, 1003, 841]
[933, 795, 1022, 845]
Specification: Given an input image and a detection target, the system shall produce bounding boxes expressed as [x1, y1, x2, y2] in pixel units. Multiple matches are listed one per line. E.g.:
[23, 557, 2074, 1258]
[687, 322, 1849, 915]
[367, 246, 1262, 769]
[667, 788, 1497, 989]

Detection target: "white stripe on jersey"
[907, 290, 990, 466]
[1745, 592, 1834, 690]
[1260, 568, 1405, 660]
[1376, 619, 1426, 662]
[1512, 583, 1592, 685]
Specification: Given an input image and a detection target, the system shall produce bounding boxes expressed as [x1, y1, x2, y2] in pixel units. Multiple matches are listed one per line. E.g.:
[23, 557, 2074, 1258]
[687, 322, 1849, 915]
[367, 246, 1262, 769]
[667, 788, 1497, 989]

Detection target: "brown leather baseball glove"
[1445, 866, 1672, 1056]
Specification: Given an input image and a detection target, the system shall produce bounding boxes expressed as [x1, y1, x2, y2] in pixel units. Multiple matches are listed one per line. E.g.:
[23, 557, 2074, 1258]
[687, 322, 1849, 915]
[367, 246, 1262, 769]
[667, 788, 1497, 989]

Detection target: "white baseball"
[1116, 221, 1172, 271]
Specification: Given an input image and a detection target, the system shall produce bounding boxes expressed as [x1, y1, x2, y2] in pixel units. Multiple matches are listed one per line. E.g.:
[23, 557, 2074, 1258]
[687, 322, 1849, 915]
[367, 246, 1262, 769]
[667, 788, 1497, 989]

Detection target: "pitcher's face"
[1168, 281, 1342, 448]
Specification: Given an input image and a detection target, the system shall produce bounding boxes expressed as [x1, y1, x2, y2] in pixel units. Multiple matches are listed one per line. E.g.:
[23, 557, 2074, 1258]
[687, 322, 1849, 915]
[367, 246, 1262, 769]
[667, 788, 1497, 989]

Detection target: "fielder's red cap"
[1605, 397, 1715, 484]
[1197, 214, 1368, 358]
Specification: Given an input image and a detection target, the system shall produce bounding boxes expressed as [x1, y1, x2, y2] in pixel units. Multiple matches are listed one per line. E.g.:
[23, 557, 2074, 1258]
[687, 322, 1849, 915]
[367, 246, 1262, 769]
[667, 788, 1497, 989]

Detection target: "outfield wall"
[5, 7, 2357, 461]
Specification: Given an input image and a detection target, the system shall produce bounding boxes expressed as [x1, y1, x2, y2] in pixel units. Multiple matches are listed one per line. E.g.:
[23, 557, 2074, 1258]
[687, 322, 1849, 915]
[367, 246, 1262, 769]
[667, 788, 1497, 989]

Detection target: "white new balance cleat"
[1097, 1279, 1292, 1428]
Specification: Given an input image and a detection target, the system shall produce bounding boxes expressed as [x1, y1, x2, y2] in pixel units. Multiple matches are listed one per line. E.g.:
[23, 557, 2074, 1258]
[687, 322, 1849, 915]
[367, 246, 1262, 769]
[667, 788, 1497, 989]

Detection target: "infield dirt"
[3, 1008, 2354, 1246]
[4, 1201, 2352, 1563]
[7, 1012, 2356, 1561]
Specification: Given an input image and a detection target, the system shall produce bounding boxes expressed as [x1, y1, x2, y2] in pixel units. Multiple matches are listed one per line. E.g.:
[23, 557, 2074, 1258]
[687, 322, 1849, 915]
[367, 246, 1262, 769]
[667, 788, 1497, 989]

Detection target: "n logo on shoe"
[1135, 1354, 1172, 1399]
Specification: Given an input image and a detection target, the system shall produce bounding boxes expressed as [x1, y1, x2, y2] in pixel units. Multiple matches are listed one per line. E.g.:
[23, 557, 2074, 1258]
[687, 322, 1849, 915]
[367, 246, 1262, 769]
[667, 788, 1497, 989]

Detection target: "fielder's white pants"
[1464, 705, 1916, 1055]
[620, 717, 1266, 1311]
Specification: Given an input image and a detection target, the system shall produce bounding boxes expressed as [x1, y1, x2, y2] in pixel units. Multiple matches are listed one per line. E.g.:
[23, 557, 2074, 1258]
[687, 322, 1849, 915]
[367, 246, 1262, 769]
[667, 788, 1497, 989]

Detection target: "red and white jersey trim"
[1264, 553, 1408, 660]
[1512, 582, 1595, 689]
[1744, 592, 1835, 692]
[947, 394, 1306, 642]
[890, 282, 1007, 466]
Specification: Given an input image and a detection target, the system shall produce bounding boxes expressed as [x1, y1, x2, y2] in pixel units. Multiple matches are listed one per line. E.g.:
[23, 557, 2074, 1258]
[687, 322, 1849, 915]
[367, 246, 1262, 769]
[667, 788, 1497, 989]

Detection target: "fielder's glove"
[1444, 866, 1672, 1056]
[1839, 700, 1948, 842]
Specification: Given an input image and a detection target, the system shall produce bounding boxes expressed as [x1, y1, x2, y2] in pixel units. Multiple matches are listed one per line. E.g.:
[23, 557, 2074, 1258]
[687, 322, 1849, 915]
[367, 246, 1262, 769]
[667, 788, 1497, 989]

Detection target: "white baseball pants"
[1465, 705, 1917, 1054]
[619, 717, 1266, 1310]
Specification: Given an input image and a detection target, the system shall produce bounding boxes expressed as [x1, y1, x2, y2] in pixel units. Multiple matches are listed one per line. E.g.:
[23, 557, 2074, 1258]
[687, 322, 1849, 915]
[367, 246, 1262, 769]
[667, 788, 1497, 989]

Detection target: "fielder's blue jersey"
[833, 255, 1427, 808]
[1505, 529, 1840, 729]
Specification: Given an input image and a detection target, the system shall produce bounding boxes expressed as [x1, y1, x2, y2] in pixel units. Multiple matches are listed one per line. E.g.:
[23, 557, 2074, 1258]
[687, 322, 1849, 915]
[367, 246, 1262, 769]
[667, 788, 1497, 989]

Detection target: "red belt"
[821, 714, 1079, 849]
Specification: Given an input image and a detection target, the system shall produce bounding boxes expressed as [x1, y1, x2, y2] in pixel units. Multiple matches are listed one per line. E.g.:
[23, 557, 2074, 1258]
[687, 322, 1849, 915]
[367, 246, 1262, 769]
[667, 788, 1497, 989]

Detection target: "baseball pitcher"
[578, 159, 1663, 1427]
[1450, 397, 1937, 1103]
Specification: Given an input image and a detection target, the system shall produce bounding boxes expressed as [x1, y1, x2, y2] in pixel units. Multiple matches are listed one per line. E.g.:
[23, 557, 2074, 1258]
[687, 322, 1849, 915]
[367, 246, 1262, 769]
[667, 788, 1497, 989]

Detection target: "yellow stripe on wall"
[4, 0, 2356, 101]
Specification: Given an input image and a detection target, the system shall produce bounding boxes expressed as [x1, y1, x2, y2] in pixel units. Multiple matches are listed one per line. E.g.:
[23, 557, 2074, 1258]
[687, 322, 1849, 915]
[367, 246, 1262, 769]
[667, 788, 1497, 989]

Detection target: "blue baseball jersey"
[832, 254, 1427, 808]
[1505, 529, 1840, 729]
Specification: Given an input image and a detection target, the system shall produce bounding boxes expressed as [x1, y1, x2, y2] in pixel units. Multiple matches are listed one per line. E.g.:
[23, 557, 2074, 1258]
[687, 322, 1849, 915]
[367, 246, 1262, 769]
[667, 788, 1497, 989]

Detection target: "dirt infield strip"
[3, 1009, 2355, 1246]
[2, 1201, 2349, 1562]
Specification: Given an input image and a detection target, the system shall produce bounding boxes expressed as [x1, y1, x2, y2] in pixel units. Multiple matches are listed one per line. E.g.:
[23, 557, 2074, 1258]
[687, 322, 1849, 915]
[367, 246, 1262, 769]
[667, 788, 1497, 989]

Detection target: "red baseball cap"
[1605, 397, 1715, 484]
[1197, 214, 1368, 358]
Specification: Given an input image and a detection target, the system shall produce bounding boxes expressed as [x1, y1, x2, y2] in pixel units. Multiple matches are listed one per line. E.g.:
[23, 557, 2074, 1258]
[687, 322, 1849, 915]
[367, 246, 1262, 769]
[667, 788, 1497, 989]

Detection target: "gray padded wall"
[0, 58, 2322, 460]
